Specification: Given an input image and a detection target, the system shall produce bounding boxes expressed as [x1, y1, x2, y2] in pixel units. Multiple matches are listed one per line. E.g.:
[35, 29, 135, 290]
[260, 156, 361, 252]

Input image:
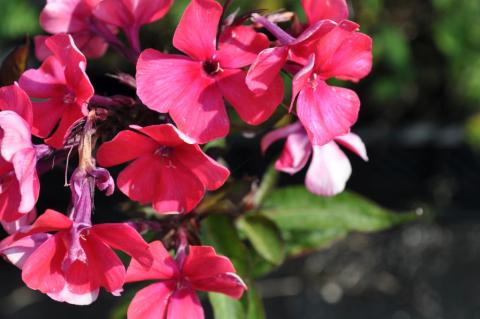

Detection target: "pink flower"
[39, 0, 111, 59]
[0, 209, 152, 305]
[136, 0, 284, 144]
[94, 0, 173, 52]
[291, 21, 372, 145]
[0, 84, 43, 222]
[301, 0, 349, 25]
[262, 122, 368, 196]
[19, 34, 94, 149]
[97, 124, 230, 214]
[247, 10, 372, 146]
[126, 241, 247, 319]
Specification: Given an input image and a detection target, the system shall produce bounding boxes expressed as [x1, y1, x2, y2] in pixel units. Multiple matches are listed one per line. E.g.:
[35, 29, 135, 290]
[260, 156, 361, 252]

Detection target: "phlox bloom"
[0, 209, 152, 305]
[136, 0, 284, 144]
[262, 122, 368, 196]
[94, 0, 173, 51]
[0, 84, 41, 223]
[126, 241, 247, 319]
[97, 124, 230, 214]
[301, 0, 349, 25]
[39, 0, 111, 59]
[19, 34, 94, 149]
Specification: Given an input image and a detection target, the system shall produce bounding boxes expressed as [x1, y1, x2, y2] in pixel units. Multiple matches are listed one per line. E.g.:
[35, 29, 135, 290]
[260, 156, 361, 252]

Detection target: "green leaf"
[261, 186, 417, 232]
[201, 214, 250, 277]
[285, 229, 348, 256]
[237, 215, 285, 265]
[245, 282, 266, 319]
[209, 293, 246, 319]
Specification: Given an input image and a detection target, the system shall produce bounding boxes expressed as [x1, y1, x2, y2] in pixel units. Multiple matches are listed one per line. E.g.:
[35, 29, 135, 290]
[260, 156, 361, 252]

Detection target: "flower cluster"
[0, 0, 372, 318]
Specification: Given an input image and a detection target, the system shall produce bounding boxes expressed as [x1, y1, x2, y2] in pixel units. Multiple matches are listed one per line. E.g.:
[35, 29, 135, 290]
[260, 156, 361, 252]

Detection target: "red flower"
[94, 0, 173, 52]
[301, 0, 349, 25]
[39, 0, 112, 59]
[247, 6, 372, 146]
[262, 122, 368, 196]
[19, 34, 94, 149]
[136, 0, 284, 144]
[291, 21, 372, 145]
[126, 241, 246, 319]
[97, 124, 230, 214]
[0, 210, 152, 305]
[0, 84, 44, 223]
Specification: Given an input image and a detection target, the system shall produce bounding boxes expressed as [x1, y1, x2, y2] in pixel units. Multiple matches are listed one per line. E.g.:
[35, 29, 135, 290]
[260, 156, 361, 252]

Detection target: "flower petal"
[301, 0, 349, 24]
[305, 142, 352, 196]
[136, 50, 228, 143]
[275, 129, 312, 175]
[11, 149, 39, 214]
[297, 81, 360, 146]
[2, 233, 50, 269]
[97, 129, 159, 167]
[246, 46, 288, 94]
[151, 157, 205, 214]
[218, 69, 283, 125]
[173, 0, 222, 61]
[167, 286, 204, 319]
[126, 241, 177, 283]
[0, 83, 33, 126]
[183, 246, 246, 299]
[127, 282, 175, 319]
[117, 155, 159, 204]
[91, 223, 152, 266]
[261, 122, 304, 153]
[82, 233, 126, 294]
[173, 145, 229, 191]
[334, 132, 368, 161]
[217, 26, 270, 69]
[22, 234, 66, 295]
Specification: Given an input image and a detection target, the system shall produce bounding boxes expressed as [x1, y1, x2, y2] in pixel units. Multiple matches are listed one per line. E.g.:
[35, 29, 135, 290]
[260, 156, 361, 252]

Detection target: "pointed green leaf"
[209, 293, 246, 319]
[237, 215, 285, 265]
[261, 186, 417, 232]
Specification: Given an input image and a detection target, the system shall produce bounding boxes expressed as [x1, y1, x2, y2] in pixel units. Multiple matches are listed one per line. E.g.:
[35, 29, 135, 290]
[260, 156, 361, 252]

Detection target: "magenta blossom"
[19, 34, 94, 149]
[97, 124, 230, 214]
[301, 0, 349, 25]
[136, 0, 284, 144]
[126, 241, 247, 319]
[94, 0, 173, 52]
[262, 122, 368, 196]
[0, 84, 48, 223]
[39, 0, 112, 59]
[0, 209, 151, 305]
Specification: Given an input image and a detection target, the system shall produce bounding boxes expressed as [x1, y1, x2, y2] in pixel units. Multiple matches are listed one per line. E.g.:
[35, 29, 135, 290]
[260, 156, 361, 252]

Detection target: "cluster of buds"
[0, 0, 372, 318]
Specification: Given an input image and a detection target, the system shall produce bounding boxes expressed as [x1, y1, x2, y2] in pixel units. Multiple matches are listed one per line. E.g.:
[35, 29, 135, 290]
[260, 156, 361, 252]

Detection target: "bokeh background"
[1, 0, 480, 318]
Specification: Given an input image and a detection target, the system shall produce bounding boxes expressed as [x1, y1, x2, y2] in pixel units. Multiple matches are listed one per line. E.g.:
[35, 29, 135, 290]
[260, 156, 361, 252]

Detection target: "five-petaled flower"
[136, 0, 284, 144]
[20, 34, 94, 149]
[0, 209, 152, 305]
[97, 124, 230, 214]
[39, 0, 113, 59]
[0, 84, 47, 223]
[126, 241, 247, 319]
[262, 122, 368, 196]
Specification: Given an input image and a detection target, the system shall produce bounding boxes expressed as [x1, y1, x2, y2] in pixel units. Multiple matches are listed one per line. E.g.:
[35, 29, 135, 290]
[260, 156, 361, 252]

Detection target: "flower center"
[203, 59, 222, 76]
[63, 92, 77, 104]
[155, 146, 173, 158]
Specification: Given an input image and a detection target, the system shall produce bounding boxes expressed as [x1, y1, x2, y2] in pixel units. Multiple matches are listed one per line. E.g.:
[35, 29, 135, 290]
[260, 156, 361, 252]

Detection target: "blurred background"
[1, 0, 480, 318]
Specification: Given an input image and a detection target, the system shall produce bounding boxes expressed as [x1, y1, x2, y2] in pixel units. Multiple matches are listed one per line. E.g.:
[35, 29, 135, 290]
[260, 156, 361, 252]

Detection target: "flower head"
[136, 0, 284, 144]
[97, 124, 230, 214]
[19, 34, 94, 149]
[126, 241, 247, 319]
[262, 122, 368, 196]
[39, 0, 112, 59]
